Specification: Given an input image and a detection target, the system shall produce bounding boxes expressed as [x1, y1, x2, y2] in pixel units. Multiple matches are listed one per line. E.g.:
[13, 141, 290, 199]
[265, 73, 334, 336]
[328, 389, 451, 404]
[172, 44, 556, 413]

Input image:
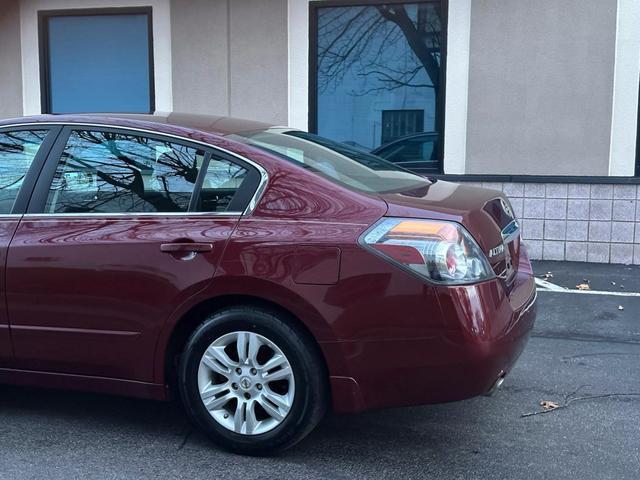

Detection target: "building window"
[310, 1, 444, 173]
[381, 109, 425, 144]
[39, 8, 154, 114]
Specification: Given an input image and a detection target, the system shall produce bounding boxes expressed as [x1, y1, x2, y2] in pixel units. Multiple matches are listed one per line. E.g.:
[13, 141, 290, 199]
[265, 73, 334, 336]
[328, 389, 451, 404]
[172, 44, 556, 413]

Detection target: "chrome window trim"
[22, 211, 241, 219]
[0, 122, 269, 217]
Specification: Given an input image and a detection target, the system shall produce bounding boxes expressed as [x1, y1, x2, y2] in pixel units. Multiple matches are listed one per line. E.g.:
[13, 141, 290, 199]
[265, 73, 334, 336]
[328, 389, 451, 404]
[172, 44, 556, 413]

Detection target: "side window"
[195, 157, 248, 213]
[378, 136, 438, 169]
[419, 138, 436, 161]
[396, 139, 435, 163]
[0, 130, 48, 214]
[44, 130, 206, 214]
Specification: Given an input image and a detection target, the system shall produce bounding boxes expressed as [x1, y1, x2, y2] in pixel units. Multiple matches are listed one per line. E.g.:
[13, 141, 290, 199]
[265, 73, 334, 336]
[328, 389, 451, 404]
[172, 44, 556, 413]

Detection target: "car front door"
[5, 126, 260, 381]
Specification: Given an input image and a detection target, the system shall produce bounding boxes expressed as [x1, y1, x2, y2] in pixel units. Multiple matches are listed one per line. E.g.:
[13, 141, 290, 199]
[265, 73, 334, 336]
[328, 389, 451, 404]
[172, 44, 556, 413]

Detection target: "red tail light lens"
[360, 218, 494, 285]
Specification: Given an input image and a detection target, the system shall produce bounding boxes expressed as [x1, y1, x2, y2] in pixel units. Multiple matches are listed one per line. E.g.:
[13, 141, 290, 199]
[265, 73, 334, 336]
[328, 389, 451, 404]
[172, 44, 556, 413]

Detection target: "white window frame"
[608, 0, 640, 176]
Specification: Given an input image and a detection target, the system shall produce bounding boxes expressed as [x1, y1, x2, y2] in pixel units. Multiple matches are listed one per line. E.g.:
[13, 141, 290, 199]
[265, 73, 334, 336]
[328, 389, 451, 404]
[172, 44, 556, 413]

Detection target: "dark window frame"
[308, 0, 448, 174]
[26, 125, 261, 215]
[38, 7, 156, 115]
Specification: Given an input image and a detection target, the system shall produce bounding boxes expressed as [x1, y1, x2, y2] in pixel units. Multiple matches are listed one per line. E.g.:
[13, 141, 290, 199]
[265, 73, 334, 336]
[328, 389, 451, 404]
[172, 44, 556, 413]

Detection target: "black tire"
[178, 306, 328, 455]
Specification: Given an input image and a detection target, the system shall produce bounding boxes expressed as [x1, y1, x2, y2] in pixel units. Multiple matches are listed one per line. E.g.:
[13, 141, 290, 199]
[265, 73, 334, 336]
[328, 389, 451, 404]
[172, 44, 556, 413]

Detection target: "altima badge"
[489, 244, 505, 258]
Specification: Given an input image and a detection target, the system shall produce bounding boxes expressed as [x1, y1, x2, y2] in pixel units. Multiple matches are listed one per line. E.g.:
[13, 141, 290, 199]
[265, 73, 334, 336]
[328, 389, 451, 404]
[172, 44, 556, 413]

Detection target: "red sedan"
[0, 113, 536, 454]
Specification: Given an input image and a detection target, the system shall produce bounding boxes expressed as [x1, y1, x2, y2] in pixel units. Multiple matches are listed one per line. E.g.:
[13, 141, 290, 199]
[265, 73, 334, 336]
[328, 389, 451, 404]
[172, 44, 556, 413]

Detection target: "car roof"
[0, 112, 277, 137]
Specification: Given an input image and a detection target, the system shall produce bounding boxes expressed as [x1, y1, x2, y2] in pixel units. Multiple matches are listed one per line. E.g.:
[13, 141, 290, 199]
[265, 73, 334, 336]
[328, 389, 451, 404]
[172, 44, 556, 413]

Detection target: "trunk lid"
[380, 181, 521, 291]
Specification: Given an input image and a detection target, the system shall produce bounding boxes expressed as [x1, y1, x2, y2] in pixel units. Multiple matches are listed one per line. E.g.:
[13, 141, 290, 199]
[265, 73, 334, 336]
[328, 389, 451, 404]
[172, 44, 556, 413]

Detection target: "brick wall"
[463, 182, 640, 264]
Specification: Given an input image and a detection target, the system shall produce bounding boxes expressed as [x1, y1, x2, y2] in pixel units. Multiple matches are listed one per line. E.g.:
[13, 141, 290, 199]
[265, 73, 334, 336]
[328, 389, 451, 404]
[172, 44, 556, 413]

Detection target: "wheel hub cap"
[197, 331, 295, 436]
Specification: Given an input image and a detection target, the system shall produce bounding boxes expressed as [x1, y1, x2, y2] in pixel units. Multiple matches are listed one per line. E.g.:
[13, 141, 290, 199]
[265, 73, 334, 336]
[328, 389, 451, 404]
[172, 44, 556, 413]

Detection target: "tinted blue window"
[0, 130, 48, 213]
[314, 2, 442, 171]
[47, 14, 152, 113]
[44, 131, 204, 214]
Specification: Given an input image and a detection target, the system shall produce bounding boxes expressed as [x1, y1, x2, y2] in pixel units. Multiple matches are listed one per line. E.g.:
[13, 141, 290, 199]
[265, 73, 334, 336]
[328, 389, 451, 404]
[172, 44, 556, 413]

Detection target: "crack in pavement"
[531, 331, 640, 346]
[177, 429, 193, 451]
[561, 352, 640, 360]
[521, 392, 640, 418]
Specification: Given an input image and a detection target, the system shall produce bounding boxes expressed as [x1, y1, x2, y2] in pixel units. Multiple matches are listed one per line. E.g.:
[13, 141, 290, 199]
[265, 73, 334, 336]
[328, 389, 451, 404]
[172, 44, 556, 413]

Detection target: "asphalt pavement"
[1, 260, 639, 479]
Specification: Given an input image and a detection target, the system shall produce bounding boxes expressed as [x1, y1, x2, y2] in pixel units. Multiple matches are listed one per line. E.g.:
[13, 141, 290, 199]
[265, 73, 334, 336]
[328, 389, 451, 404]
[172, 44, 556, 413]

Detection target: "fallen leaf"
[611, 281, 616, 286]
[576, 283, 591, 291]
[540, 400, 560, 410]
[618, 305, 624, 311]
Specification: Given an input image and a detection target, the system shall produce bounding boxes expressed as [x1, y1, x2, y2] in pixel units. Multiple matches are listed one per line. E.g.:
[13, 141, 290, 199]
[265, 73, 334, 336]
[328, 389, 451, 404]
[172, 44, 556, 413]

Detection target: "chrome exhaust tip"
[484, 373, 506, 397]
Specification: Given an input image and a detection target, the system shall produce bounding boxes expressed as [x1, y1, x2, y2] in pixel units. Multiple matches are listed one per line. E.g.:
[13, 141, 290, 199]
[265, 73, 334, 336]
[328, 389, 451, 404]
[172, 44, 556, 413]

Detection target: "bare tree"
[317, 3, 441, 98]
[0, 131, 48, 194]
[50, 132, 200, 213]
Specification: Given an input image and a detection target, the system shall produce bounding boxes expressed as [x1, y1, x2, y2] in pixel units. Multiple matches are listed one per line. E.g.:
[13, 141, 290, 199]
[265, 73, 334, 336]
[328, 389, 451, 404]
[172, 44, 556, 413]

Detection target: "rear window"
[231, 130, 430, 194]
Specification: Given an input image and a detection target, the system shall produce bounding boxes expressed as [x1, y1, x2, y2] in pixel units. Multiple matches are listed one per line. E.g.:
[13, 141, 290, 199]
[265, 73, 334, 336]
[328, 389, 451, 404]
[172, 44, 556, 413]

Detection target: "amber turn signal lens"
[388, 220, 458, 241]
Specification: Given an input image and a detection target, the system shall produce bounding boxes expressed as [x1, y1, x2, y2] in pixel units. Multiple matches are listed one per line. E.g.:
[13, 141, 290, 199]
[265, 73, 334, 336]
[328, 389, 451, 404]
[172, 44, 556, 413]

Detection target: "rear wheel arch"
[162, 294, 331, 396]
[177, 305, 329, 453]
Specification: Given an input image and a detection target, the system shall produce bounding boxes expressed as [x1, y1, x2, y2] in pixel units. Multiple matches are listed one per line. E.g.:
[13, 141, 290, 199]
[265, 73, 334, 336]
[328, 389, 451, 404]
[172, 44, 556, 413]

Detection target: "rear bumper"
[326, 253, 537, 413]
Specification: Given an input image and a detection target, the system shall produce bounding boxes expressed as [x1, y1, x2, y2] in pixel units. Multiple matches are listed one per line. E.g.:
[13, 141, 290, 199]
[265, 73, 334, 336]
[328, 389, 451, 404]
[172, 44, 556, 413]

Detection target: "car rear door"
[0, 126, 60, 367]
[5, 126, 262, 381]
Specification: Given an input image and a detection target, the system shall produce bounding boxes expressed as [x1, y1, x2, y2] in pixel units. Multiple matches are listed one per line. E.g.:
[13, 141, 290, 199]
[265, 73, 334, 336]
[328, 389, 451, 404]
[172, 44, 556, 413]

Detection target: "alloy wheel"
[197, 331, 295, 435]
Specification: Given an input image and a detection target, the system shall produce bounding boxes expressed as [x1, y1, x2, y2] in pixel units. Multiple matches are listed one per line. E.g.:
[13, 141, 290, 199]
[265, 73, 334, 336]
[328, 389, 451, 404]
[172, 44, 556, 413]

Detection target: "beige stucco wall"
[170, 0, 228, 115]
[465, 0, 618, 175]
[170, 0, 288, 124]
[0, 0, 23, 119]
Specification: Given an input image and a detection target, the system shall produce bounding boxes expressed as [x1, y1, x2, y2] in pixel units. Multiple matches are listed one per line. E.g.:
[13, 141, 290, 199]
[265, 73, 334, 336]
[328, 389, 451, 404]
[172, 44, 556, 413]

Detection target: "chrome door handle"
[160, 242, 213, 253]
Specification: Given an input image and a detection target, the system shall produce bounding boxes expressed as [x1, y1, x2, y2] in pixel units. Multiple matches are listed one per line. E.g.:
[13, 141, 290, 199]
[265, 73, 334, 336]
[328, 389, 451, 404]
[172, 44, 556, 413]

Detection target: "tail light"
[360, 218, 495, 285]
